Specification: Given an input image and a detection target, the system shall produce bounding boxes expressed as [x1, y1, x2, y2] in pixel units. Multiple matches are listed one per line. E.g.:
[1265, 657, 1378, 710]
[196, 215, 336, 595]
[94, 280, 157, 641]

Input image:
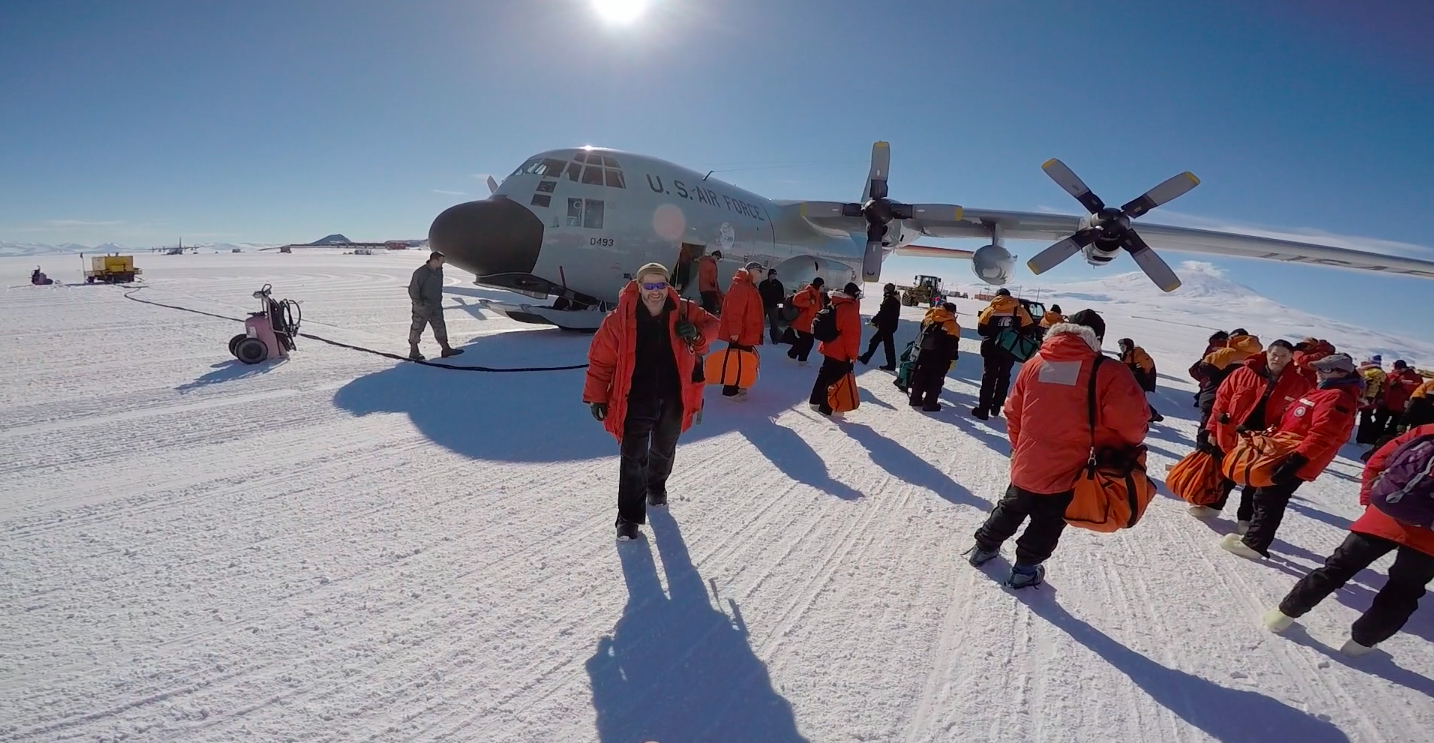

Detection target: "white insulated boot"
[1219, 533, 1264, 561]
[1339, 638, 1376, 657]
[1262, 608, 1295, 633]
[1188, 505, 1220, 519]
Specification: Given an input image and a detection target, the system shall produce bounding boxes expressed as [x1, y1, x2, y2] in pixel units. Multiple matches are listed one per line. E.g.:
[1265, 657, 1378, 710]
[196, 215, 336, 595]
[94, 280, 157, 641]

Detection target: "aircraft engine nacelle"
[971, 244, 1014, 285]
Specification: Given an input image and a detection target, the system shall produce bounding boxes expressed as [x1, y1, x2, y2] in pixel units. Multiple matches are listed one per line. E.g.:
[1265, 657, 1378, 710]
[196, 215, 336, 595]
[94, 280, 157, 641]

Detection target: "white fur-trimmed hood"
[1045, 322, 1102, 353]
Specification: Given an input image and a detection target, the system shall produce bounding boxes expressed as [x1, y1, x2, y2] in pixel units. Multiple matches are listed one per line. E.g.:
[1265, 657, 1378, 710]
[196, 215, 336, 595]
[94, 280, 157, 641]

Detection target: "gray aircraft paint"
[437, 145, 1434, 311]
[491, 148, 867, 302]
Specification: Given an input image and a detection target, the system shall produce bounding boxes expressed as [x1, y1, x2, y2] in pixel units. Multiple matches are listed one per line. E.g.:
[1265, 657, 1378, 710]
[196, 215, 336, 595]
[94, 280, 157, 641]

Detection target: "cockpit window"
[567, 197, 605, 229]
[566, 152, 626, 189]
[583, 199, 604, 229]
[511, 157, 541, 177]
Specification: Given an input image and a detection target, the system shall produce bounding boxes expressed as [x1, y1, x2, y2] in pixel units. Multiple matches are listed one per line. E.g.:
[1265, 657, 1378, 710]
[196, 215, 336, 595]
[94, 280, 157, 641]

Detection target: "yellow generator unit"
[84, 253, 142, 283]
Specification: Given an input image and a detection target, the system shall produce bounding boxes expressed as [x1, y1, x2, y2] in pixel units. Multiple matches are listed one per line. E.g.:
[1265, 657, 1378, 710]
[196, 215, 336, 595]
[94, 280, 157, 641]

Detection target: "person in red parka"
[807, 282, 863, 416]
[583, 263, 720, 541]
[716, 263, 766, 400]
[1263, 424, 1434, 656]
[1220, 353, 1363, 559]
[1378, 360, 1423, 438]
[785, 277, 826, 364]
[697, 250, 724, 314]
[967, 310, 1150, 588]
[1191, 340, 1312, 530]
[1291, 337, 1336, 387]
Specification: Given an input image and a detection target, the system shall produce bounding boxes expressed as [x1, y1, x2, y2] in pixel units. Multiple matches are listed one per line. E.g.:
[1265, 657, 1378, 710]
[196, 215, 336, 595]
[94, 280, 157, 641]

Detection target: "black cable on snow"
[121, 285, 589, 373]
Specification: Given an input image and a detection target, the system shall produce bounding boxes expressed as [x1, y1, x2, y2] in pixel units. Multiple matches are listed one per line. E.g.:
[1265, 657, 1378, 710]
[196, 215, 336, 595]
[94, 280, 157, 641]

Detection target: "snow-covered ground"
[1, 252, 1430, 743]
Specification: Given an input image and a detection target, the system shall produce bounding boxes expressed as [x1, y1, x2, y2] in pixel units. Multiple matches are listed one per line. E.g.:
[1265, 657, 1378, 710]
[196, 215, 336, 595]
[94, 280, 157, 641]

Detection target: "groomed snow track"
[1, 253, 1429, 742]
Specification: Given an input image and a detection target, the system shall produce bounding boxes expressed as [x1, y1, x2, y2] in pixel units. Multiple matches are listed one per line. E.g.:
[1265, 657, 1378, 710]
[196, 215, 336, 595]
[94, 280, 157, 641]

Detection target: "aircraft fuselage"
[430, 148, 883, 306]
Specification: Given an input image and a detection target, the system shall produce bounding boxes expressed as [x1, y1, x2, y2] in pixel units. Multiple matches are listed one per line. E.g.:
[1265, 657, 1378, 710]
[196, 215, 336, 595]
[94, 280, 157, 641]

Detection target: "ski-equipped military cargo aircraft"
[429, 141, 1434, 330]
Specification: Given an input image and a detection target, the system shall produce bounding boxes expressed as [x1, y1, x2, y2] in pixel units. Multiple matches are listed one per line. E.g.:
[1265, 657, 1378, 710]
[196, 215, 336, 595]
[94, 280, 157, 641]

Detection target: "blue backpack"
[1369, 434, 1434, 529]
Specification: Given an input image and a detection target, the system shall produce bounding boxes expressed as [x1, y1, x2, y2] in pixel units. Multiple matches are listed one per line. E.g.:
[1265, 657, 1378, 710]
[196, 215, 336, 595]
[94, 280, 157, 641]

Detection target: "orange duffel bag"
[1221, 431, 1302, 488]
[827, 372, 860, 413]
[1167, 449, 1223, 506]
[703, 345, 759, 388]
[1062, 356, 1157, 533]
[1065, 447, 1158, 533]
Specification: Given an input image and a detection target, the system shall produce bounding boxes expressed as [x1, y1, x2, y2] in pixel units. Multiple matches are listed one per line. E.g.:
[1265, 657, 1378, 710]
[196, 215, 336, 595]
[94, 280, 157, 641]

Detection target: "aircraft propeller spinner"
[1027, 158, 1200, 292]
[835, 142, 963, 282]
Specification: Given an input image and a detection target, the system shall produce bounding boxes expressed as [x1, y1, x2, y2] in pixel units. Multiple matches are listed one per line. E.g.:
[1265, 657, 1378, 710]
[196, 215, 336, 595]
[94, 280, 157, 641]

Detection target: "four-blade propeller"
[837, 142, 963, 282]
[1027, 158, 1200, 292]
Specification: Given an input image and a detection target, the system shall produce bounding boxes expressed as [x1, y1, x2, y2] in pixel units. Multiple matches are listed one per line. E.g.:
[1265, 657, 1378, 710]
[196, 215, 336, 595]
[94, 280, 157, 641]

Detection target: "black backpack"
[812, 305, 840, 342]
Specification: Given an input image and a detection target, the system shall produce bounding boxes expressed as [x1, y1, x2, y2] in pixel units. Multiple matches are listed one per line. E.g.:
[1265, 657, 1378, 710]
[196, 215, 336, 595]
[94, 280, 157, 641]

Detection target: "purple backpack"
[1369, 434, 1434, 529]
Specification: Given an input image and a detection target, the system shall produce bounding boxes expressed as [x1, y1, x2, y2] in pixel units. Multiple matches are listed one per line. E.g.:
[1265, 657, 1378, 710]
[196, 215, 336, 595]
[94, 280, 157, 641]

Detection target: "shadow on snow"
[333, 326, 908, 469]
[176, 359, 285, 392]
[586, 510, 810, 742]
[1014, 584, 1354, 743]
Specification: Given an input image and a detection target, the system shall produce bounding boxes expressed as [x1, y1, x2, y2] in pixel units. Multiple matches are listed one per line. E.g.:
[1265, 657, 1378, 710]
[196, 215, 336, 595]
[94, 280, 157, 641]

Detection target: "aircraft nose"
[428, 197, 544, 279]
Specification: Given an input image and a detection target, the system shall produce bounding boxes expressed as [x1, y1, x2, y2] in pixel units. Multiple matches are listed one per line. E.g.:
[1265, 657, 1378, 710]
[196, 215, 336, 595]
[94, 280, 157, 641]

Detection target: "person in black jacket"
[908, 303, 961, 411]
[858, 283, 901, 370]
[757, 268, 786, 345]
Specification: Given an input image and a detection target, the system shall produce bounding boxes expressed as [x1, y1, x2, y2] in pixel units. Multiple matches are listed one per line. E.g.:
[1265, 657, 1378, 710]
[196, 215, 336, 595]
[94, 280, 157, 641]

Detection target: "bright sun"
[591, 0, 651, 25]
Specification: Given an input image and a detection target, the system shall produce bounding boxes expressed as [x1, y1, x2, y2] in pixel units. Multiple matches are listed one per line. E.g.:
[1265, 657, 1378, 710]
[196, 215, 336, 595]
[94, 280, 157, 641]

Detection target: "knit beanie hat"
[1068, 309, 1106, 341]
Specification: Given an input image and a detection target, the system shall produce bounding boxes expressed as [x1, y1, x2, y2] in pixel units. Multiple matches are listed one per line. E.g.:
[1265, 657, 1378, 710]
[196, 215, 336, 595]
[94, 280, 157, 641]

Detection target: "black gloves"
[1272, 453, 1308, 484]
[1195, 429, 1222, 457]
[675, 320, 699, 341]
[590, 402, 607, 422]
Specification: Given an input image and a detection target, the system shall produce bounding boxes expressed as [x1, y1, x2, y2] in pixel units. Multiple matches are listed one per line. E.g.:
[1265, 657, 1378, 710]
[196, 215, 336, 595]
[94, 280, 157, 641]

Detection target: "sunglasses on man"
[640, 280, 668, 291]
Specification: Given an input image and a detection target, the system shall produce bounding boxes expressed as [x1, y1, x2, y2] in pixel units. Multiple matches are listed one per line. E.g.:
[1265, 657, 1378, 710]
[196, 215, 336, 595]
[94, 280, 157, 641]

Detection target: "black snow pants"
[808, 357, 852, 414]
[1210, 478, 1257, 522]
[908, 359, 948, 410]
[1240, 479, 1303, 556]
[1358, 408, 1381, 444]
[977, 350, 1016, 414]
[861, 329, 896, 368]
[975, 485, 1076, 566]
[1280, 532, 1434, 647]
[616, 393, 684, 527]
[788, 330, 816, 362]
[767, 308, 785, 345]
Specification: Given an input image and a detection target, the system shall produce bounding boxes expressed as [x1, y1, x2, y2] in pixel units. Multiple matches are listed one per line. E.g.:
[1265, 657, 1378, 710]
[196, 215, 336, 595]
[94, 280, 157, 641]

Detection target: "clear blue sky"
[2, 0, 1431, 337]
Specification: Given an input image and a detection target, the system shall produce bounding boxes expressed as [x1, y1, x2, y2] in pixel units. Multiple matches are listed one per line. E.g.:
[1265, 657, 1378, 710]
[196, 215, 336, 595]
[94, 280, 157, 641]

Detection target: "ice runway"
[1, 251, 1429, 742]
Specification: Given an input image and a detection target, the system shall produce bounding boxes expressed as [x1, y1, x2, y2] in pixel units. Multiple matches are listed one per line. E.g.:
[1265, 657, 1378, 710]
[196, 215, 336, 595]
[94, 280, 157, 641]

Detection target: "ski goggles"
[640, 280, 668, 291]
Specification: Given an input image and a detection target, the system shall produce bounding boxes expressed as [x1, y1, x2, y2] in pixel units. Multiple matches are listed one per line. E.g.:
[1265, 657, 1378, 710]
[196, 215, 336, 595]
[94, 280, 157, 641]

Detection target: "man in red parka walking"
[807, 282, 863, 416]
[966, 310, 1150, 588]
[717, 262, 766, 400]
[1263, 424, 1434, 656]
[1192, 340, 1311, 531]
[1220, 353, 1363, 559]
[583, 263, 720, 541]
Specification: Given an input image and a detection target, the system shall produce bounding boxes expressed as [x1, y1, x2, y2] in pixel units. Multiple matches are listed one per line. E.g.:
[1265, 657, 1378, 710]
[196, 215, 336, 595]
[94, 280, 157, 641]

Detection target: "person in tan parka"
[972, 288, 1036, 420]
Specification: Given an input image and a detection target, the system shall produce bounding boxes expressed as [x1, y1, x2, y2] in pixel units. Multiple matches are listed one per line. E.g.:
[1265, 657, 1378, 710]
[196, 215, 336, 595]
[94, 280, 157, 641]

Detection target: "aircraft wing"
[892, 245, 976, 259]
[794, 200, 1434, 279]
[938, 207, 1434, 280]
[794, 201, 974, 239]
